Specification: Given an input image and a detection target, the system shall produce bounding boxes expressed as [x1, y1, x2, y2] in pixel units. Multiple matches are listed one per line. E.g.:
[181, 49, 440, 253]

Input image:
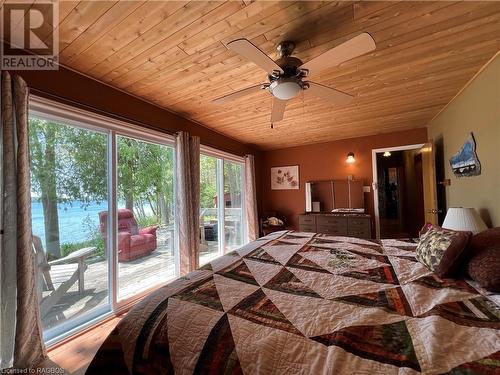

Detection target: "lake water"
[32, 200, 107, 245]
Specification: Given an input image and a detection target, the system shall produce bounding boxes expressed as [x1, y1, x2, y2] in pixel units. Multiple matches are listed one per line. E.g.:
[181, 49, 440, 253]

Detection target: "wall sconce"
[383, 151, 391, 157]
[346, 152, 355, 164]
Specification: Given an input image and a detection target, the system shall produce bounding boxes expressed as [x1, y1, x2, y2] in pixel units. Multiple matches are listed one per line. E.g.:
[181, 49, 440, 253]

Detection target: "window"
[29, 114, 111, 338]
[199, 154, 221, 264]
[28, 96, 247, 343]
[116, 135, 175, 301]
[29, 97, 178, 342]
[199, 151, 245, 265]
[224, 160, 244, 252]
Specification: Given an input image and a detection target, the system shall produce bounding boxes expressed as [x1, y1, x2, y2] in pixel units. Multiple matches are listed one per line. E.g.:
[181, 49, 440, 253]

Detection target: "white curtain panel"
[175, 131, 200, 274]
[244, 155, 259, 241]
[0, 71, 46, 369]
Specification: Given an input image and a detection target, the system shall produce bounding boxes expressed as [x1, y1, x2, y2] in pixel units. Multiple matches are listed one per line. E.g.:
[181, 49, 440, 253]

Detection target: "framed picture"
[271, 165, 299, 190]
[449, 133, 481, 178]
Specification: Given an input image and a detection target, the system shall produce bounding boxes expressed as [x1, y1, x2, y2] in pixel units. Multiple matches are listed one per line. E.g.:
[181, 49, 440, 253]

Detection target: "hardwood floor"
[38, 315, 122, 375]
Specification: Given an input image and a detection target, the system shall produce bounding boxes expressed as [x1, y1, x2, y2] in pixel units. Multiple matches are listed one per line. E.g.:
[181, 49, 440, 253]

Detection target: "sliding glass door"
[224, 160, 244, 252]
[199, 154, 221, 264]
[29, 114, 111, 339]
[116, 135, 175, 301]
[28, 97, 247, 343]
[29, 98, 179, 342]
[199, 153, 245, 264]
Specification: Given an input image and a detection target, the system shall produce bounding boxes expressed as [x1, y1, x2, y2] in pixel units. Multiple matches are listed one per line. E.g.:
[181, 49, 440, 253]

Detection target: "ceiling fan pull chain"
[302, 90, 305, 123]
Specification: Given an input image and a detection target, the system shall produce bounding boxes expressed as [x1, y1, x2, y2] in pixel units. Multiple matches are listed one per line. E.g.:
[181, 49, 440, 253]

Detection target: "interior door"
[417, 142, 439, 225]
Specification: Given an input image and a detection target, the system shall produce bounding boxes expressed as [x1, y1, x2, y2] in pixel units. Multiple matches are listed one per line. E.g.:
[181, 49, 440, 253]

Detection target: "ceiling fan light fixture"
[213, 33, 376, 122]
[269, 78, 302, 100]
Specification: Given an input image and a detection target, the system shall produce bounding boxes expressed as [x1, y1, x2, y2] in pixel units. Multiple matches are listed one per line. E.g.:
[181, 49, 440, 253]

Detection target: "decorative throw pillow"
[468, 227, 500, 253]
[461, 227, 500, 291]
[415, 225, 472, 278]
[418, 223, 434, 238]
[466, 246, 500, 292]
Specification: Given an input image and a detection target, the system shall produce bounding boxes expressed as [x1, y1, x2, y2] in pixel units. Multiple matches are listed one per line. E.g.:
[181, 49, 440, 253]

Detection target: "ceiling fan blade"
[301, 33, 376, 76]
[213, 84, 264, 104]
[227, 38, 283, 74]
[307, 82, 353, 105]
[271, 98, 287, 123]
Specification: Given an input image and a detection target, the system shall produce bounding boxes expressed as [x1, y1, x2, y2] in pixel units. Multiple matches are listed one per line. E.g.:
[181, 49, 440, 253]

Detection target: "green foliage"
[29, 118, 108, 206]
[60, 237, 104, 259]
[224, 161, 242, 208]
[117, 136, 174, 225]
[199, 155, 243, 209]
[61, 215, 106, 259]
[136, 215, 161, 228]
[200, 154, 217, 208]
[29, 117, 243, 259]
[29, 117, 176, 257]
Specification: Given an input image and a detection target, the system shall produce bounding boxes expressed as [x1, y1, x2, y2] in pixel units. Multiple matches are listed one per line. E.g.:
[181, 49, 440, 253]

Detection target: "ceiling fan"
[213, 33, 376, 123]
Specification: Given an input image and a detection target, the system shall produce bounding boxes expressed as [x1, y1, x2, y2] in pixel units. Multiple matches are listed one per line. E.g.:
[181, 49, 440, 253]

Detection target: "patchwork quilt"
[87, 231, 500, 375]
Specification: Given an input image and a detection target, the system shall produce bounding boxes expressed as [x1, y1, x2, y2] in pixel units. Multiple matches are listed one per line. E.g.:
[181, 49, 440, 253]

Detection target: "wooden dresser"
[298, 213, 372, 239]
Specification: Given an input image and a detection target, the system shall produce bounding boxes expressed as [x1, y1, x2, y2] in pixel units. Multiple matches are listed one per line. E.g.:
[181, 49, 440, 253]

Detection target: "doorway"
[372, 143, 437, 239]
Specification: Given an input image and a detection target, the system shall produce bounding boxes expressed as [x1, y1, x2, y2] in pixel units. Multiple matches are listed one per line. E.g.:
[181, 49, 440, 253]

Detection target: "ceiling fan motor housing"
[277, 40, 296, 57]
[269, 53, 308, 100]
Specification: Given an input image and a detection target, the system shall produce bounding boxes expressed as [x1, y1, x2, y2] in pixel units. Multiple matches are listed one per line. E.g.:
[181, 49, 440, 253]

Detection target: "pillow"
[419, 223, 434, 238]
[415, 225, 472, 278]
[466, 247, 500, 291]
[468, 227, 500, 254]
[462, 227, 500, 291]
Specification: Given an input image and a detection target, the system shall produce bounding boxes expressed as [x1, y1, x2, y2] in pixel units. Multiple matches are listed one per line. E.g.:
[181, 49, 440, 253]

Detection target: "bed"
[87, 231, 500, 374]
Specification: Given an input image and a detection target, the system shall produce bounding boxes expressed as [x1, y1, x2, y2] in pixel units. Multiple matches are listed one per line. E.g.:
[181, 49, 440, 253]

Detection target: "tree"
[29, 118, 189, 259]
[30, 119, 60, 256]
[29, 118, 107, 257]
[200, 155, 217, 209]
[224, 162, 242, 208]
[117, 137, 174, 225]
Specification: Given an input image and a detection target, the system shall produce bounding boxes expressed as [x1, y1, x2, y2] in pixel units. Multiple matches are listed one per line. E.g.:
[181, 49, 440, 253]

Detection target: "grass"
[61, 235, 105, 259]
[136, 215, 162, 228]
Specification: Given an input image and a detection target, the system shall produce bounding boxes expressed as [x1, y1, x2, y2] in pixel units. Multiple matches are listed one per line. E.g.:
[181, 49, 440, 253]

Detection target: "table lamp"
[442, 207, 487, 234]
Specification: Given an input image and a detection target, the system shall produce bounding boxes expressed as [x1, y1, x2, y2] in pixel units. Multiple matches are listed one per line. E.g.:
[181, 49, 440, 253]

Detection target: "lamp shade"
[442, 207, 487, 234]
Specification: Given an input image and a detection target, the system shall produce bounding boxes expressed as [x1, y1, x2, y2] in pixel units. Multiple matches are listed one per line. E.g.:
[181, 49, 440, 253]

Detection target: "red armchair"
[99, 209, 158, 262]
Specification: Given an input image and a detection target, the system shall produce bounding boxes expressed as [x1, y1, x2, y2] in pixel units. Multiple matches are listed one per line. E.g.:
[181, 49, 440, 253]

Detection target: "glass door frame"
[200, 145, 246, 258]
[30, 99, 116, 344]
[29, 95, 178, 343]
[112, 131, 177, 309]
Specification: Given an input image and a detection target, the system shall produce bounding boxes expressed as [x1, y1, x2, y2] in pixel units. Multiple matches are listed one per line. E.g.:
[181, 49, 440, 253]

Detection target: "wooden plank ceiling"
[28, 1, 500, 149]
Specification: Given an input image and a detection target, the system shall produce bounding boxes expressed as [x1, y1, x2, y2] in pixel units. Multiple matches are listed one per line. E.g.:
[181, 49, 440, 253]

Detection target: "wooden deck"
[41, 237, 219, 331]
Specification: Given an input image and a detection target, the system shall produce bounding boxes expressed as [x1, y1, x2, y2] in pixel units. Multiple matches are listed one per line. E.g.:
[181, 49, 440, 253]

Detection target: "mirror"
[305, 179, 364, 213]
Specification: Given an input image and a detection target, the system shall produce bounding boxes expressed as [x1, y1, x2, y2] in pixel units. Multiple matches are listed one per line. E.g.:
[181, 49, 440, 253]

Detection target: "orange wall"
[260, 128, 428, 232]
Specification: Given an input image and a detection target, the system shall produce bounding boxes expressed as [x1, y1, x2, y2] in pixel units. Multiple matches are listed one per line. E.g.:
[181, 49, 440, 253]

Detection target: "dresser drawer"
[299, 223, 316, 232]
[317, 224, 348, 236]
[299, 215, 316, 225]
[316, 215, 347, 226]
[347, 217, 370, 227]
[348, 228, 371, 239]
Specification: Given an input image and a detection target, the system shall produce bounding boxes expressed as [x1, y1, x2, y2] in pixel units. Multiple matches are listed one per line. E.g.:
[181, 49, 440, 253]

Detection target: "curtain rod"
[29, 87, 251, 157]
